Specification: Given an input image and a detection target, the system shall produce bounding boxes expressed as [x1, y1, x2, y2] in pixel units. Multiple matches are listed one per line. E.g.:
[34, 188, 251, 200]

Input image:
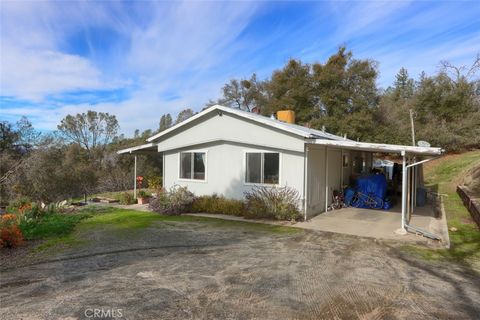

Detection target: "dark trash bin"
[416, 187, 426, 207]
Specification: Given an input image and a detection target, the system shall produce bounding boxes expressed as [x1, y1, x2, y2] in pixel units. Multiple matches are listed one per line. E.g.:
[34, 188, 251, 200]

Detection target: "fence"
[457, 186, 480, 228]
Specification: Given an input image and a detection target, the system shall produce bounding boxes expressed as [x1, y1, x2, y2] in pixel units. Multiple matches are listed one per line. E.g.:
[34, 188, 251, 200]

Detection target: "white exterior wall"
[156, 112, 305, 154]
[163, 142, 305, 201]
[306, 146, 326, 216]
[306, 146, 343, 216]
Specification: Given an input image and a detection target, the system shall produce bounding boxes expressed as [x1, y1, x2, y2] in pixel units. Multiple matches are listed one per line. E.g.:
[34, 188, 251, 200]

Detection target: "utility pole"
[409, 109, 416, 146]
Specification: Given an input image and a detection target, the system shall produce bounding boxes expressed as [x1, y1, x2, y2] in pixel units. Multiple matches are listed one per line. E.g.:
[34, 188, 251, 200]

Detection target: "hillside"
[422, 150, 480, 269]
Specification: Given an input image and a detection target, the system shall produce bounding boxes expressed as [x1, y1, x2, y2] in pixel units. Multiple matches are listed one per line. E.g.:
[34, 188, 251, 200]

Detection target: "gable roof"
[146, 105, 346, 143]
[118, 104, 443, 157]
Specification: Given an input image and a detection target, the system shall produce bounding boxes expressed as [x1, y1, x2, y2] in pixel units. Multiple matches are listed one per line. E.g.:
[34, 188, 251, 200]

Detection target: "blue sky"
[1, 1, 479, 135]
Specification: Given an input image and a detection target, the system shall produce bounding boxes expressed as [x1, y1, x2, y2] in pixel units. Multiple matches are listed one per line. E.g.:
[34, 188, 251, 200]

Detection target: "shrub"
[191, 194, 245, 216]
[21, 202, 45, 221]
[149, 186, 194, 215]
[244, 186, 301, 221]
[138, 190, 151, 198]
[118, 192, 135, 205]
[0, 214, 24, 248]
[147, 176, 162, 189]
[6, 197, 31, 214]
[19, 212, 89, 240]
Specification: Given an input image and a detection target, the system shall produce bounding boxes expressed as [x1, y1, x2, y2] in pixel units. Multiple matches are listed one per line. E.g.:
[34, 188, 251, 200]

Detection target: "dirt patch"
[1, 221, 479, 319]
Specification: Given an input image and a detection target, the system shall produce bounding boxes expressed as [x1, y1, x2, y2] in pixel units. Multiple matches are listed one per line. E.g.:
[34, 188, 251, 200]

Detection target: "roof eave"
[309, 139, 444, 156]
[117, 143, 157, 154]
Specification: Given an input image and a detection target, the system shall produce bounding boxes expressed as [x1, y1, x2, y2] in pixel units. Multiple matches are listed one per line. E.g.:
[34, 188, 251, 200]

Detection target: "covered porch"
[117, 143, 161, 199]
[304, 139, 446, 242]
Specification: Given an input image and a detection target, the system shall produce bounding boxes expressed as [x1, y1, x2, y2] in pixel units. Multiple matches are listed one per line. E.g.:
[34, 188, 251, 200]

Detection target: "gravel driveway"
[1, 217, 479, 319]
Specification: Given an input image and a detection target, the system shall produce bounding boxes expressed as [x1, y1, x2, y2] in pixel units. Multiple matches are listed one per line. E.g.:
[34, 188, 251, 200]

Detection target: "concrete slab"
[295, 203, 447, 244]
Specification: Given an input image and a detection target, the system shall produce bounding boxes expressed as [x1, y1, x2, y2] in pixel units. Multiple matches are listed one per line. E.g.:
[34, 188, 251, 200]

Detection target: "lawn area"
[19, 205, 300, 254]
[79, 206, 299, 234]
[405, 150, 480, 269]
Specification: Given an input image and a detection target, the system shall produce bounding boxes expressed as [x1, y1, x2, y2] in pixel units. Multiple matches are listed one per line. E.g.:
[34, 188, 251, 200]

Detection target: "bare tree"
[440, 53, 480, 83]
[218, 74, 264, 112]
[57, 110, 119, 152]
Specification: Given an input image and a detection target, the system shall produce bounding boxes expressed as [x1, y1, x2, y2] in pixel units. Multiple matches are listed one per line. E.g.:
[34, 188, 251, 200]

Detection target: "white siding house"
[119, 105, 443, 229]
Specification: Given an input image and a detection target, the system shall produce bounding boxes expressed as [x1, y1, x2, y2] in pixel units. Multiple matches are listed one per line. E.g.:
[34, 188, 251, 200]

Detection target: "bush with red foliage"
[0, 214, 24, 248]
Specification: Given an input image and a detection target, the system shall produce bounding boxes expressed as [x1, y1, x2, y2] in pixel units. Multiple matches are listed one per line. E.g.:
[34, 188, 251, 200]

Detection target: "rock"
[449, 227, 458, 232]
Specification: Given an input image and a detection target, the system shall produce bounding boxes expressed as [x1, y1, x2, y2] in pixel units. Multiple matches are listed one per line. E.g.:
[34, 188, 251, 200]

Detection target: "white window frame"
[243, 150, 282, 186]
[178, 149, 208, 183]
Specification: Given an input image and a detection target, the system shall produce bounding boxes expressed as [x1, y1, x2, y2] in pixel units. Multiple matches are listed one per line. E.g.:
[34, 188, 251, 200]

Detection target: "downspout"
[303, 144, 308, 221]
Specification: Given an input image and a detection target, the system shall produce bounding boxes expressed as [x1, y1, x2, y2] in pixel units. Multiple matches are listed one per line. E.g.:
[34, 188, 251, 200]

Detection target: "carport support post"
[303, 145, 309, 221]
[325, 147, 329, 213]
[134, 154, 137, 199]
[401, 151, 407, 230]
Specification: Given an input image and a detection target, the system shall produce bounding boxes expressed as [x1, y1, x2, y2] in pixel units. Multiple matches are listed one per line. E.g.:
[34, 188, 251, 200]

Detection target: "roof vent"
[276, 110, 295, 124]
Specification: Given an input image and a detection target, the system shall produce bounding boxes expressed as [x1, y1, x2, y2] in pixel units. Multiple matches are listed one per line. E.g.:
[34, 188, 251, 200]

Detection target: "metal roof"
[308, 139, 443, 156]
[118, 105, 443, 156]
[117, 143, 157, 154]
[146, 105, 346, 142]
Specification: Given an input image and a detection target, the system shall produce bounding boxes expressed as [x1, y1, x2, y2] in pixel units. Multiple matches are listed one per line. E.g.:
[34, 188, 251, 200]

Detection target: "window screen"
[263, 153, 279, 184]
[246, 153, 262, 183]
[193, 152, 206, 180]
[180, 152, 206, 180]
[245, 152, 279, 184]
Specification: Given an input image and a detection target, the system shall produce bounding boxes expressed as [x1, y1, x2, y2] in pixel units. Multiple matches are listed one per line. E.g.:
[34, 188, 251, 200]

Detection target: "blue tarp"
[352, 174, 387, 209]
[344, 187, 356, 206]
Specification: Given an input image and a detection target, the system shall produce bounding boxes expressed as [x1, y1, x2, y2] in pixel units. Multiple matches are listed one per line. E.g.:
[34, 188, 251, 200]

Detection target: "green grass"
[404, 150, 480, 270]
[33, 235, 85, 253]
[19, 212, 91, 240]
[79, 207, 300, 235]
[79, 208, 163, 230]
[23, 205, 300, 253]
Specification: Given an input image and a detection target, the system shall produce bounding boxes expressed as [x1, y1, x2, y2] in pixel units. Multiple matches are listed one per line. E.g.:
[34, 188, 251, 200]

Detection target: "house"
[118, 105, 443, 233]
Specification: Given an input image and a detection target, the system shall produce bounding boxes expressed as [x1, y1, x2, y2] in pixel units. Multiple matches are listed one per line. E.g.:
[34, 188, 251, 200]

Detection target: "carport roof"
[308, 139, 443, 156]
[117, 143, 157, 154]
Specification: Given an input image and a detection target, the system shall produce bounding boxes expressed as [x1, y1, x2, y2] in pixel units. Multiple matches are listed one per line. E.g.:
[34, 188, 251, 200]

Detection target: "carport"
[117, 143, 160, 199]
[303, 139, 444, 240]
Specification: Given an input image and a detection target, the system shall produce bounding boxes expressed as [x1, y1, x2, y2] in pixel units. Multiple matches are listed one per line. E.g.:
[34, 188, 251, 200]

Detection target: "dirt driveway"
[1, 212, 479, 319]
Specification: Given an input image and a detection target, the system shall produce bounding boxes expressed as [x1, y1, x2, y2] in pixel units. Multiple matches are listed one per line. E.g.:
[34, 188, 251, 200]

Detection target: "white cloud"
[1, 0, 479, 136]
[0, 0, 260, 134]
[0, 44, 114, 101]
